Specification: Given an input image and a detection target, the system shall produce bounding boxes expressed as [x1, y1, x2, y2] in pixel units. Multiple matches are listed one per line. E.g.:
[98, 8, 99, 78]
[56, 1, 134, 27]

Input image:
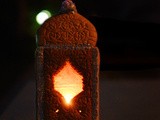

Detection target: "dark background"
[0, 0, 160, 118]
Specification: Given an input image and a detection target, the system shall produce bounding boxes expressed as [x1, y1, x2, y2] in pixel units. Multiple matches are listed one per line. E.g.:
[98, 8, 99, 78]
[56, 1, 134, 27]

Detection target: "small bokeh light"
[36, 10, 51, 25]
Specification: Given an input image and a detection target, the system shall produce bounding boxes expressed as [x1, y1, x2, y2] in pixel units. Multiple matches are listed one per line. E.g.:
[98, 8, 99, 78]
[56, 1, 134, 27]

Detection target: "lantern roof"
[36, 0, 97, 47]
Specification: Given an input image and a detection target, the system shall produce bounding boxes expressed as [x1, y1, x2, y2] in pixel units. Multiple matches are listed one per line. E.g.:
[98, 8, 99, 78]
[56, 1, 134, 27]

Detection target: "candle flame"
[64, 93, 73, 104]
[53, 61, 83, 105]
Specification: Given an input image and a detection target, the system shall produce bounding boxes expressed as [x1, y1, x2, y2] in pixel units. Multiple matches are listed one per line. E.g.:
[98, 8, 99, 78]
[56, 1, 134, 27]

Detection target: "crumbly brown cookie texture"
[37, 12, 97, 47]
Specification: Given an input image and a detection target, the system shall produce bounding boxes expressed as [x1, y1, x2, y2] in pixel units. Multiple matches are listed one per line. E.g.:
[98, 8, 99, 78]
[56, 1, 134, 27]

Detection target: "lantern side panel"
[36, 46, 99, 120]
[35, 47, 44, 120]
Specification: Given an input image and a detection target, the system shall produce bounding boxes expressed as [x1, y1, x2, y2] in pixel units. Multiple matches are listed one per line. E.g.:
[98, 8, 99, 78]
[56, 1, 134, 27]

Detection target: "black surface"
[0, 66, 160, 120]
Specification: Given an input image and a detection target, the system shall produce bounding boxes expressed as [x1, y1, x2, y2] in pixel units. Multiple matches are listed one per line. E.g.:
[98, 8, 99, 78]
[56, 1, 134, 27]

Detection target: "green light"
[36, 10, 51, 25]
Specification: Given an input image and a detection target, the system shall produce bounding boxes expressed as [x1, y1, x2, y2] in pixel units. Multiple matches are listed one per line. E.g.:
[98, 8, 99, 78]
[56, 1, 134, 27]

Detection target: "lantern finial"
[60, 0, 77, 13]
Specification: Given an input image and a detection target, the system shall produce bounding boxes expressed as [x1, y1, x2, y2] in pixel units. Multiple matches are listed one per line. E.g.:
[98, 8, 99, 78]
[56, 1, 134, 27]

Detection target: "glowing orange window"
[53, 61, 83, 105]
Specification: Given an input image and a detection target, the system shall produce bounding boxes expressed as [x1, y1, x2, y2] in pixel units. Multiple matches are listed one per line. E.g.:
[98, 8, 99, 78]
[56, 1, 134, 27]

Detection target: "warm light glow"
[64, 93, 73, 104]
[55, 109, 59, 113]
[36, 10, 51, 25]
[53, 61, 83, 105]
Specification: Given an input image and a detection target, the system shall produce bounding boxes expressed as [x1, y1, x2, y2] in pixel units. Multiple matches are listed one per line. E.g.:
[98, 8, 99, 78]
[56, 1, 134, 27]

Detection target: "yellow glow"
[55, 109, 59, 113]
[36, 10, 51, 25]
[64, 93, 73, 104]
[53, 61, 83, 105]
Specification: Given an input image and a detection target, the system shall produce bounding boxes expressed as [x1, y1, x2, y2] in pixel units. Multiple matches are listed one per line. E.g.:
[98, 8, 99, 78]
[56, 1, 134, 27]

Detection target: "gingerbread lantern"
[35, 0, 100, 119]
